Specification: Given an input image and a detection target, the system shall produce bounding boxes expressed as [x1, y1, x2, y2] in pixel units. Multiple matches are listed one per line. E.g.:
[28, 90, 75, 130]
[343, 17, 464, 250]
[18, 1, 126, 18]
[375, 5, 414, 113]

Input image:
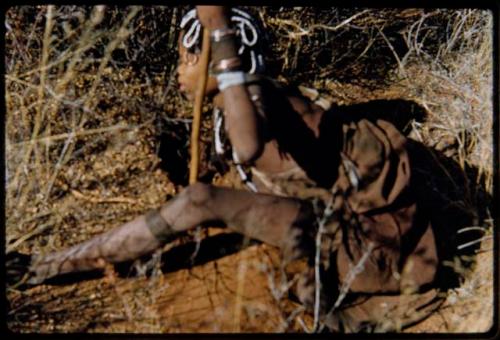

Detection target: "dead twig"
[269, 10, 371, 39]
[319, 241, 375, 332]
[8, 123, 132, 149]
[70, 189, 144, 206]
[7, 221, 54, 253]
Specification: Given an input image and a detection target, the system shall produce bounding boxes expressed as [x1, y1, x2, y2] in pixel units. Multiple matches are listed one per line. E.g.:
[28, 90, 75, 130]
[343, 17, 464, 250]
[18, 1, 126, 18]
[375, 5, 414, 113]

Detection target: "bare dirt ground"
[5, 6, 495, 334]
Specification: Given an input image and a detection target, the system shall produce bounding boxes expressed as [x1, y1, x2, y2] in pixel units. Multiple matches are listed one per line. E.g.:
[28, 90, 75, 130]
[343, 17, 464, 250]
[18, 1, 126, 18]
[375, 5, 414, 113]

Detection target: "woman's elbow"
[233, 140, 263, 165]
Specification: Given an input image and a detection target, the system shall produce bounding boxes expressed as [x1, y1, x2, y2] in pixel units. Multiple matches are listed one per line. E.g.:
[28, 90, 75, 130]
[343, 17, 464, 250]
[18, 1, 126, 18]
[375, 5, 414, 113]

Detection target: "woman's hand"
[196, 6, 230, 30]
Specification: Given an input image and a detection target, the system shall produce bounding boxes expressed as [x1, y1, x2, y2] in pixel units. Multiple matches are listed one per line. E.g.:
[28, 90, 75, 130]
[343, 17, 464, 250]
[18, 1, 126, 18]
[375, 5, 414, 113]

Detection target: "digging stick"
[189, 28, 211, 184]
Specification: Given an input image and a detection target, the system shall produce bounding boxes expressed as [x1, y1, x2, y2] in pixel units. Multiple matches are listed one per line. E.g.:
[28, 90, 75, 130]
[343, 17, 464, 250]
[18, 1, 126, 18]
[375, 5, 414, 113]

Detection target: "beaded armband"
[209, 27, 242, 74]
[210, 27, 237, 42]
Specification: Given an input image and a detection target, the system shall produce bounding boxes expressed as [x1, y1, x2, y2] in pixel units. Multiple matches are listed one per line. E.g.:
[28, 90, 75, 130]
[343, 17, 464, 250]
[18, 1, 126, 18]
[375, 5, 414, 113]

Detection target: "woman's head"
[177, 7, 266, 99]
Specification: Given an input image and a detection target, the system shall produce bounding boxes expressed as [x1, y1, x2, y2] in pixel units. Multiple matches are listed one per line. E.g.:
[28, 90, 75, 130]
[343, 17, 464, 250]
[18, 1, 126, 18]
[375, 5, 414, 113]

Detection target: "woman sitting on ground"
[26, 6, 478, 332]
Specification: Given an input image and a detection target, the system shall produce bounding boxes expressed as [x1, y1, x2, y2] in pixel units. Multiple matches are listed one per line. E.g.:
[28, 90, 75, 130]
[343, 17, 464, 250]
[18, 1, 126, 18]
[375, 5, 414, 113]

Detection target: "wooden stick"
[189, 28, 211, 184]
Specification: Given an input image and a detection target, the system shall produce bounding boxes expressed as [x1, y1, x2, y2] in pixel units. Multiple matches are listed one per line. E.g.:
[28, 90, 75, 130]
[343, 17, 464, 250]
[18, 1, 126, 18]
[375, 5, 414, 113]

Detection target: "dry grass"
[5, 6, 184, 254]
[395, 10, 494, 187]
[5, 6, 495, 333]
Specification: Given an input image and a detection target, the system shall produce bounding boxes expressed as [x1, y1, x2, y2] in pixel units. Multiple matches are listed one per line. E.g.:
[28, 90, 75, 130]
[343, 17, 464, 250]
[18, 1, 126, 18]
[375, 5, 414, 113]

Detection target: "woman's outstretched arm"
[29, 183, 315, 284]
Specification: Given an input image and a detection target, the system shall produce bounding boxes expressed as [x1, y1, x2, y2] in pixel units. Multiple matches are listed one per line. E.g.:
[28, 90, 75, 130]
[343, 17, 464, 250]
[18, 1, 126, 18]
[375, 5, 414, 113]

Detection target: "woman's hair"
[179, 7, 266, 75]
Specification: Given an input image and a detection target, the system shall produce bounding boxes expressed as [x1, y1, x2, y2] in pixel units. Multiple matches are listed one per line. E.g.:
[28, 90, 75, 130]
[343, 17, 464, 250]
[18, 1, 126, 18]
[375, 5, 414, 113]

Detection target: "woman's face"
[177, 39, 218, 100]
